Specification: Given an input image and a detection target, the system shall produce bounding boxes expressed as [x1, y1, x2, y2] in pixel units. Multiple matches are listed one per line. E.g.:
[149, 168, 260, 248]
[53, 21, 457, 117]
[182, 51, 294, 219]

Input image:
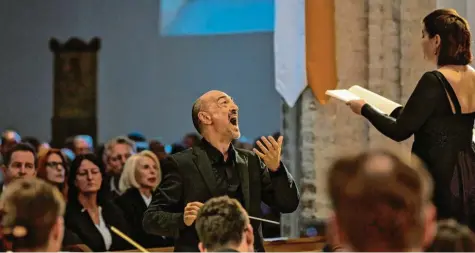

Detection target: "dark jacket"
[143, 142, 300, 251]
[115, 187, 174, 248]
[64, 200, 130, 251]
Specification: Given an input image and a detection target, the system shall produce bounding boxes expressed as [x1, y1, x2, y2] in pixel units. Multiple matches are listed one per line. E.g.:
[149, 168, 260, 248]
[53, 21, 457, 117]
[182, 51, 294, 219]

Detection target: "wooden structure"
[49, 37, 100, 148]
[121, 236, 325, 252]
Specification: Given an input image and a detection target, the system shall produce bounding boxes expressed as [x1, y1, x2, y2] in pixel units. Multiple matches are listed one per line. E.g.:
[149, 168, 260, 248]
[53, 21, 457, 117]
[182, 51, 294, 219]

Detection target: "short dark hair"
[127, 132, 146, 142]
[1, 178, 65, 251]
[328, 150, 433, 251]
[423, 8, 472, 66]
[192, 99, 202, 134]
[195, 196, 248, 251]
[3, 143, 37, 167]
[21, 137, 40, 152]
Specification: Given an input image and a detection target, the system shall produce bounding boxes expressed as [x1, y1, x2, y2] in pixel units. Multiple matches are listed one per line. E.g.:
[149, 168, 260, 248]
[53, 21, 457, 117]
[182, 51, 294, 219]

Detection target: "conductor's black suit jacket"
[143, 142, 300, 252]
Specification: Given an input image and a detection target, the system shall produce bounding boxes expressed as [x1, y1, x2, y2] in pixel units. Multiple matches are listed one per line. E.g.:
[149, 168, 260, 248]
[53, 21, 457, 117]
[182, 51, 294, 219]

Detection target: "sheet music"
[326, 85, 402, 115]
[325, 89, 361, 102]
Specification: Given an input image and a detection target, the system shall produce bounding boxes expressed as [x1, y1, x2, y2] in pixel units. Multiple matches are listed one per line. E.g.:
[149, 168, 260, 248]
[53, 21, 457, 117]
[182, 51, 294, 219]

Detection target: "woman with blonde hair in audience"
[115, 150, 173, 248]
[37, 149, 69, 198]
[65, 153, 130, 251]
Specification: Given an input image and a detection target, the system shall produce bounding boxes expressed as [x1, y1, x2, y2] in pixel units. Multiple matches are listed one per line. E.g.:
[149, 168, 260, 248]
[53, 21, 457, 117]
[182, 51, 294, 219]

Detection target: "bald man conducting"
[143, 90, 300, 252]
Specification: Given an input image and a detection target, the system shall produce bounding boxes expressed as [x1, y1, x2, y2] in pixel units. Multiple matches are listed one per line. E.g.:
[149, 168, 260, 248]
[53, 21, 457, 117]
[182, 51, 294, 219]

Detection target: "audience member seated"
[73, 135, 94, 155]
[36, 148, 86, 248]
[149, 140, 167, 160]
[0, 178, 65, 252]
[104, 136, 136, 198]
[426, 219, 475, 252]
[0, 143, 37, 194]
[37, 142, 51, 158]
[37, 149, 68, 197]
[183, 132, 200, 148]
[64, 136, 75, 152]
[195, 196, 254, 252]
[115, 150, 173, 248]
[0, 130, 21, 166]
[327, 150, 437, 252]
[65, 154, 130, 251]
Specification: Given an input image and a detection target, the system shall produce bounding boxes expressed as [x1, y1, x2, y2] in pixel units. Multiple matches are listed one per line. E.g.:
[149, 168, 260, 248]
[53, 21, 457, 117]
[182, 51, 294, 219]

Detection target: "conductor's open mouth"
[229, 111, 238, 125]
[229, 109, 238, 126]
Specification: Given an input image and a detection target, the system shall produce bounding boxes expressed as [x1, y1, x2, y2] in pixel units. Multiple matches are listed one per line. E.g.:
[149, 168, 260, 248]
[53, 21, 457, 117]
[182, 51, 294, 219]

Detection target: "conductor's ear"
[198, 111, 212, 125]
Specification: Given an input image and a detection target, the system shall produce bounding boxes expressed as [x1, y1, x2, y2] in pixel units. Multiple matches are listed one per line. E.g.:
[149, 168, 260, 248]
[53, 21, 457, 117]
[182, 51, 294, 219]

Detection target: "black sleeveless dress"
[361, 70, 475, 230]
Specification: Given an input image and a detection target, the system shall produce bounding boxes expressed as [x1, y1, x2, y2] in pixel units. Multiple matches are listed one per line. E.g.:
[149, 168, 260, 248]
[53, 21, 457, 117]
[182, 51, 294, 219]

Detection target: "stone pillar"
[49, 37, 101, 148]
[367, 0, 402, 149]
[399, 0, 435, 150]
[280, 100, 302, 238]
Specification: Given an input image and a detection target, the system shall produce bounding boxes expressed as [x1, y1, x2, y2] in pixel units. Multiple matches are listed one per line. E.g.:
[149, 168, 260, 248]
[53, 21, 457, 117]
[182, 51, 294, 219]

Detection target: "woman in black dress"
[347, 9, 475, 230]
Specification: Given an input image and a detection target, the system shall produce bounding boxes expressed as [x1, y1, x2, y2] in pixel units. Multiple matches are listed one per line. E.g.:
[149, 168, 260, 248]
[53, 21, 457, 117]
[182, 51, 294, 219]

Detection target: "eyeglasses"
[46, 162, 64, 168]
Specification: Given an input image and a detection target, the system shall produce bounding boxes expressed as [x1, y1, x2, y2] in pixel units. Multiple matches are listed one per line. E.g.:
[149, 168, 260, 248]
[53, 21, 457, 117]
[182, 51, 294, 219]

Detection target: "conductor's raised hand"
[184, 202, 203, 226]
[253, 136, 283, 172]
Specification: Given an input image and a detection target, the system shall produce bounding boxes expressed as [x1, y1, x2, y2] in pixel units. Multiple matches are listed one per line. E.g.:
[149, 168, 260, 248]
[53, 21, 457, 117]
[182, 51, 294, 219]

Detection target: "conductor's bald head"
[191, 90, 240, 141]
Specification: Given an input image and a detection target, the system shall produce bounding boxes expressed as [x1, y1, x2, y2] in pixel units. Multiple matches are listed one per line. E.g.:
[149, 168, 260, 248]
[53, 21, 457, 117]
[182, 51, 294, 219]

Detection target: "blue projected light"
[160, 0, 274, 36]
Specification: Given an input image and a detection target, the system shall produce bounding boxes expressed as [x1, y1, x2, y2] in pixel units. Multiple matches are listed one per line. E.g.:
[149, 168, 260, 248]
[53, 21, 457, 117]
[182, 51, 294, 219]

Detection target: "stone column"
[367, 0, 401, 149]
[280, 100, 302, 238]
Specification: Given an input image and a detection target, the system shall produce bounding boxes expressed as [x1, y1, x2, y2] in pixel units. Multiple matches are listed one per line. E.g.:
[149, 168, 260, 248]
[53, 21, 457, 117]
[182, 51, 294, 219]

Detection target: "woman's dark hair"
[67, 153, 109, 205]
[94, 144, 106, 168]
[423, 8, 472, 66]
[21, 137, 40, 153]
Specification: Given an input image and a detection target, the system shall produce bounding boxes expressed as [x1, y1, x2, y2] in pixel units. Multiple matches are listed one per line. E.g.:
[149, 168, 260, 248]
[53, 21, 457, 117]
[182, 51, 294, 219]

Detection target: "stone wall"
[280, 0, 436, 238]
